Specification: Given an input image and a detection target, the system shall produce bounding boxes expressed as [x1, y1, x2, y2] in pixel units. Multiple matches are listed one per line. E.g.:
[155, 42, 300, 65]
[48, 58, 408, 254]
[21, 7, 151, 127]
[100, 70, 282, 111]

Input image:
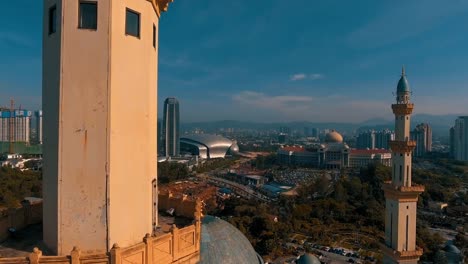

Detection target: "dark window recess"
[79, 2, 98, 30]
[126, 9, 140, 37]
[49, 6, 57, 34]
[153, 24, 156, 47]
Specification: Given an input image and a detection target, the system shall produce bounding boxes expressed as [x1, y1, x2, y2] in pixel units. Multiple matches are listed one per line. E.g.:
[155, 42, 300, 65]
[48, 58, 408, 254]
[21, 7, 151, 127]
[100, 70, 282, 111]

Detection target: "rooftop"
[350, 149, 391, 155]
[281, 146, 308, 152]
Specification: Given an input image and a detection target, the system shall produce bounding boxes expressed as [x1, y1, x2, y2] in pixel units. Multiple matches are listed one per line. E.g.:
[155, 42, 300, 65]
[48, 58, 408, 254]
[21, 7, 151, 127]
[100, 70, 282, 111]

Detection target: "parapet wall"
[0, 231, 200, 264]
[0, 201, 43, 241]
[0, 194, 202, 264]
[158, 192, 202, 219]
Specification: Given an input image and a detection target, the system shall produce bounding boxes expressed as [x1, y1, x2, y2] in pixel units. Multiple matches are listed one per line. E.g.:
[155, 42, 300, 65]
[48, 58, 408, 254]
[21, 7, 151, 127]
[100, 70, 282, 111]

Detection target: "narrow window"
[406, 165, 409, 185]
[79, 2, 98, 30]
[49, 5, 57, 34]
[399, 165, 402, 182]
[153, 24, 156, 48]
[405, 215, 409, 251]
[126, 8, 140, 38]
[390, 212, 393, 247]
[152, 179, 157, 232]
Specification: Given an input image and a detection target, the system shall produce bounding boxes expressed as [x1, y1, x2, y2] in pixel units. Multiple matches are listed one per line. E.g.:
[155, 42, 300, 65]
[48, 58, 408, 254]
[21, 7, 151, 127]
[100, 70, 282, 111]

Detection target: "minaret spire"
[382, 67, 424, 264]
[401, 65, 405, 76]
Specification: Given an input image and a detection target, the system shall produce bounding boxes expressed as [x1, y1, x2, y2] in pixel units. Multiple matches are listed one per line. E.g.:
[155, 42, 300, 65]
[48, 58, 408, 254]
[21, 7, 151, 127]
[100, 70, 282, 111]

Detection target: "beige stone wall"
[42, 0, 62, 253]
[43, 0, 160, 254]
[107, 0, 158, 249]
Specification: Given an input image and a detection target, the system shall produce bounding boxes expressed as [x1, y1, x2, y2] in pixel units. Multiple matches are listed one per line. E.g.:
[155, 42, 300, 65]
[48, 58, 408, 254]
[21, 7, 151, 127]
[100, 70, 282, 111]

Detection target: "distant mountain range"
[179, 114, 462, 138]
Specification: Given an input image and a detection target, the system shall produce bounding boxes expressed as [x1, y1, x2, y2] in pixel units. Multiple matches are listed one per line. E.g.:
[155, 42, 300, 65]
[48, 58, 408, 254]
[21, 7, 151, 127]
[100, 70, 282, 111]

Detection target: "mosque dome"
[200, 215, 264, 264]
[397, 67, 410, 93]
[325, 130, 343, 143]
[444, 244, 461, 254]
[296, 254, 321, 264]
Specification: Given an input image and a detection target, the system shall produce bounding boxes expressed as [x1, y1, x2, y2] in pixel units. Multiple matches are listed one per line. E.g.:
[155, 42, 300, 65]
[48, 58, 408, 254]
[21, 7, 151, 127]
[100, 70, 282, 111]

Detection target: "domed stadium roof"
[325, 130, 343, 143]
[397, 67, 410, 93]
[180, 134, 239, 159]
[200, 215, 264, 264]
[296, 254, 321, 264]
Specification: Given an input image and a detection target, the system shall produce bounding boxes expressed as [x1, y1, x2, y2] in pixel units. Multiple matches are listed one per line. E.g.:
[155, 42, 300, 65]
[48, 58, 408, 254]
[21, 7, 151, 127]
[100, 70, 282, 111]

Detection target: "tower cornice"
[380, 244, 423, 261]
[392, 103, 414, 115]
[383, 182, 425, 201]
[148, 0, 174, 17]
[389, 140, 416, 153]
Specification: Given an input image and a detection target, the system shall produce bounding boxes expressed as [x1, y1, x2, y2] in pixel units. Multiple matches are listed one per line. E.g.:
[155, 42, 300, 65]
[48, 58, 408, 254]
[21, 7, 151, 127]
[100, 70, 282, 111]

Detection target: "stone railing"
[382, 181, 425, 193]
[0, 194, 202, 264]
[0, 230, 200, 264]
[380, 243, 423, 261]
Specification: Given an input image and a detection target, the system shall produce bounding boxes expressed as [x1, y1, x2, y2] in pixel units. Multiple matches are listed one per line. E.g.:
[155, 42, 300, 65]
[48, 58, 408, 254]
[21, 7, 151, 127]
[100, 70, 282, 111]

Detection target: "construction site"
[0, 99, 42, 155]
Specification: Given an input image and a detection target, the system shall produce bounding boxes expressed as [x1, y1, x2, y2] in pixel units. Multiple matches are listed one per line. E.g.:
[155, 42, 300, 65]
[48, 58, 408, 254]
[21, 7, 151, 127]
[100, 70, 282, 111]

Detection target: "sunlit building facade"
[410, 123, 432, 157]
[0, 109, 32, 143]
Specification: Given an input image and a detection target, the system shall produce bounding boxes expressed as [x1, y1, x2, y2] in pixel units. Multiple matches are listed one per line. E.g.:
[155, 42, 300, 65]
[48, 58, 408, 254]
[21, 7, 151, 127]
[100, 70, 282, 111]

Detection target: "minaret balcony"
[389, 140, 416, 153]
[391, 103, 414, 115]
[380, 244, 423, 261]
[383, 181, 425, 200]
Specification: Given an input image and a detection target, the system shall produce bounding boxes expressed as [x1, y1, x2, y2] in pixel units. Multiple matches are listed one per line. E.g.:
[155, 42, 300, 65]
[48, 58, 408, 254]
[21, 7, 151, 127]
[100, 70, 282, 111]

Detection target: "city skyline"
[2, 1, 468, 122]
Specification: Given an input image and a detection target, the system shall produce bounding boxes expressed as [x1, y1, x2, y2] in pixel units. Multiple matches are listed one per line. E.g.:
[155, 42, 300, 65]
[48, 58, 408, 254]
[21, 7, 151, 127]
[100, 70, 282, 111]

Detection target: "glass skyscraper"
[162, 97, 180, 157]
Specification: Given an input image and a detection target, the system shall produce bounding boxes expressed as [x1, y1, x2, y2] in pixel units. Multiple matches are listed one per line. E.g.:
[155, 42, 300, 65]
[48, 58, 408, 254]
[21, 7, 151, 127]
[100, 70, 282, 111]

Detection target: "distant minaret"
[382, 67, 425, 264]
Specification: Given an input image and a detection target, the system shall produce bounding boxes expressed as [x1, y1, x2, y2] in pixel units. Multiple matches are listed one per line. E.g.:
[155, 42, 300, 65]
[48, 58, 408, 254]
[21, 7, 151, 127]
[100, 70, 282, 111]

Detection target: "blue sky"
[1, 1, 468, 122]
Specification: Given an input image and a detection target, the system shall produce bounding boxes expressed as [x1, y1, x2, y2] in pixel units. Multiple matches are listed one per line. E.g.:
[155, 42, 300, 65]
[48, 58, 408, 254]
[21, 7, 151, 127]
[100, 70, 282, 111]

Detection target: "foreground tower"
[162, 97, 180, 157]
[382, 68, 425, 263]
[43, 0, 172, 255]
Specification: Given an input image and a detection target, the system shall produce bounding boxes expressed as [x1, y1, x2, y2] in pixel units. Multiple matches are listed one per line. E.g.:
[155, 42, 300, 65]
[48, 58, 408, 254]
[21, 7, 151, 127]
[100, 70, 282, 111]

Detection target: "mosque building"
[278, 130, 392, 169]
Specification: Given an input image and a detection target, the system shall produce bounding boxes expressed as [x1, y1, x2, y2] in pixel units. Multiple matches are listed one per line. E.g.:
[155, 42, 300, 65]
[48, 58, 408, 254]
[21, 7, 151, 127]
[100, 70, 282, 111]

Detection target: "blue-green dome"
[296, 254, 321, 264]
[397, 67, 410, 93]
[200, 216, 264, 264]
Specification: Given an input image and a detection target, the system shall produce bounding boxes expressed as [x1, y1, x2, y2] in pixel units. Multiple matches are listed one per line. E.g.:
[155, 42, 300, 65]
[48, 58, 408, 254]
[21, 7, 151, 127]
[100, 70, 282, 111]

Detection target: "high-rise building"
[278, 133, 287, 144]
[35, 110, 43, 144]
[42, 0, 166, 254]
[157, 118, 162, 155]
[162, 97, 180, 157]
[279, 126, 290, 135]
[449, 126, 456, 158]
[303, 127, 310, 137]
[410, 123, 432, 157]
[0, 109, 32, 143]
[357, 130, 394, 150]
[357, 130, 375, 149]
[375, 130, 395, 150]
[312, 128, 319, 138]
[382, 67, 424, 264]
[450, 116, 468, 161]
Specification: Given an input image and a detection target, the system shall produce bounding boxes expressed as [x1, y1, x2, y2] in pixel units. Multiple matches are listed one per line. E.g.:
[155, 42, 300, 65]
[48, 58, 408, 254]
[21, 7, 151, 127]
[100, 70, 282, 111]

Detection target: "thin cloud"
[290, 73, 307, 81]
[309, 73, 324, 80]
[231, 91, 392, 122]
[232, 91, 313, 114]
[290, 73, 324, 81]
